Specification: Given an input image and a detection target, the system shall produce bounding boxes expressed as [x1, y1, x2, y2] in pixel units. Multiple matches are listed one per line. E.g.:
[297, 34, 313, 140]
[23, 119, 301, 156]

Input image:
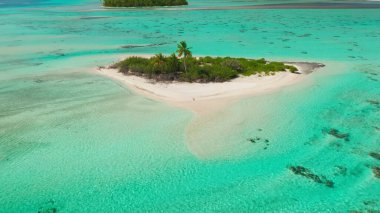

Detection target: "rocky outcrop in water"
[289, 166, 334, 188]
[283, 62, 325, 74]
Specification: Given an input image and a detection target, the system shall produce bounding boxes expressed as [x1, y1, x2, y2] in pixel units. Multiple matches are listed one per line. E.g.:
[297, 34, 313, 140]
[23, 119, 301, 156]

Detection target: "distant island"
[110, 41, 299, 83]
[103, 0, 188, 7]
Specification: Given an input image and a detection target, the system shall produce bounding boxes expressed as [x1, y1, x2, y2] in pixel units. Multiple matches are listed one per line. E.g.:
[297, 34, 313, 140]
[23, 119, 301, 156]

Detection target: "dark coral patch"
[38, 208, 57, 213]
[247, 136, 270, 150]
[38, 200, 57, 213]
[369, 152, 380, 160]
[367, 100, 380, 105]
[289, 166, 334, 188]
[372, 167, 380, 179]
[324, 128, 350, 142]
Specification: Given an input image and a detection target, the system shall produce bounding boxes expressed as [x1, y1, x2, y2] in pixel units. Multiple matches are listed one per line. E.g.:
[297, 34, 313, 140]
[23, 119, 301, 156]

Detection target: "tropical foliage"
[111, 42, 298, 83]
[103, 0, 188, 7]
[176, 41, 192, 72]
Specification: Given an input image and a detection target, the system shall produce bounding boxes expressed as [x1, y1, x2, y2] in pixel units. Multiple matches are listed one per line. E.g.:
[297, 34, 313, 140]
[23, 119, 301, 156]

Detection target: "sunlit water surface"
[0, 0, 380, 212]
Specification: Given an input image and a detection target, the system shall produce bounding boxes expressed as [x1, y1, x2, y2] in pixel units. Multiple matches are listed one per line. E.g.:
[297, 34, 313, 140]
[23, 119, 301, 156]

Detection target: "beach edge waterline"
[95, 55, 324, 115]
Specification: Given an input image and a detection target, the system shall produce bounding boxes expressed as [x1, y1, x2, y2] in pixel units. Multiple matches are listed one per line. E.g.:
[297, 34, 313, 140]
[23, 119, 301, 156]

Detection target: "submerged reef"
[324, 128, 350, 142]
[38, 208, 57, 213]
[367, 100, 380, 106]
[37, 200, 57, 213]
[373, 167, 380, 179]
[289, 166, 334, 188]
[369, 152, 380, 160]
[247, 137, 270, 150]
[121, 42, 169, 49]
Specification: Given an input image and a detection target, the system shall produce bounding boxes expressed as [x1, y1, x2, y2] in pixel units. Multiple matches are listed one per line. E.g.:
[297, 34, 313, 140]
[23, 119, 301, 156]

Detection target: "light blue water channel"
[0, 0, 379, 212]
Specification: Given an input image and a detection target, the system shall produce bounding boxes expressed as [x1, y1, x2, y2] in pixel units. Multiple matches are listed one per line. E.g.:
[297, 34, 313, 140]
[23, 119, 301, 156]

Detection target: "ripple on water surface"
[0, 0, 380, 212]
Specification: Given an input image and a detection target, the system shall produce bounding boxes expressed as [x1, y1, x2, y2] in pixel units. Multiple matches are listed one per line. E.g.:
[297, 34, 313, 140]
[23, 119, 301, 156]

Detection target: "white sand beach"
[96, 55, 322, 114]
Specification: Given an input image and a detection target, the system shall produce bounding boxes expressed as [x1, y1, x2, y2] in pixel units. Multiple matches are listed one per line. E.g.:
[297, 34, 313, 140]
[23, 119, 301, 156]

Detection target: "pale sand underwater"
[1, 1, 380, 212]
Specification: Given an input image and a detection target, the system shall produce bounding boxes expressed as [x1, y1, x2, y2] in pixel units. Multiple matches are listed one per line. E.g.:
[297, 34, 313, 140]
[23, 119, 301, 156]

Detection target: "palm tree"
[176, 41, 191, 72]
[152, 53, 166, 74]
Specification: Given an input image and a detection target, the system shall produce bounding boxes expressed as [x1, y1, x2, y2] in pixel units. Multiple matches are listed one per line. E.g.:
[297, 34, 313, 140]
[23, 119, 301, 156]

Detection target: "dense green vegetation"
[111, 41, 298, 83]
[103, 0, 188, 7]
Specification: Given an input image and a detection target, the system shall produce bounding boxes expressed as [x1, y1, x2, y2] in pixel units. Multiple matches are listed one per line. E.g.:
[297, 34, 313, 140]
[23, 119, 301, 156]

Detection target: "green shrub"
[166, 53, 180, 74]
[286, 65, 298, 73]
[199, 56, 214, 64]
[180, 66, 201, 82]
[221, 59, 243, 72]
[208, 65, 238, 82]
[117, 57, 150, 74]
[114, 54, 298, 83]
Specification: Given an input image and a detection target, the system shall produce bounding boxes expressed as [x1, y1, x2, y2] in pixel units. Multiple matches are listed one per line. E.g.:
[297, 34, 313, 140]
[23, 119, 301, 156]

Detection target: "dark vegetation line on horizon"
[110, 41, 298, 83]
[102, 0, 188, 7]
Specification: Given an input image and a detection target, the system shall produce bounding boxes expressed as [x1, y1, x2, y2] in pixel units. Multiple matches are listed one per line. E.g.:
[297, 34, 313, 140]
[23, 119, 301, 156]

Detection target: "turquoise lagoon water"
[1, 0, 380, 212]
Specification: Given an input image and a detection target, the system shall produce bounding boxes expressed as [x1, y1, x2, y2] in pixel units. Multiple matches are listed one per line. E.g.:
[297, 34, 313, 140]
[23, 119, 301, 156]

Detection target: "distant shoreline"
[96, 54, 324, 115]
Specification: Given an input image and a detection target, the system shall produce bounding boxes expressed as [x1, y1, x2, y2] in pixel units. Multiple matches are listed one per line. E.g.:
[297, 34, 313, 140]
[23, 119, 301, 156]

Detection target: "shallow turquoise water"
[0, 0, 380, 212]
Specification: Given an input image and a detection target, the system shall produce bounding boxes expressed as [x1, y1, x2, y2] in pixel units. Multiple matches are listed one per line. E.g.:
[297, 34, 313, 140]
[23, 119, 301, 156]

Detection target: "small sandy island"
[96, 55, 324, 114]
